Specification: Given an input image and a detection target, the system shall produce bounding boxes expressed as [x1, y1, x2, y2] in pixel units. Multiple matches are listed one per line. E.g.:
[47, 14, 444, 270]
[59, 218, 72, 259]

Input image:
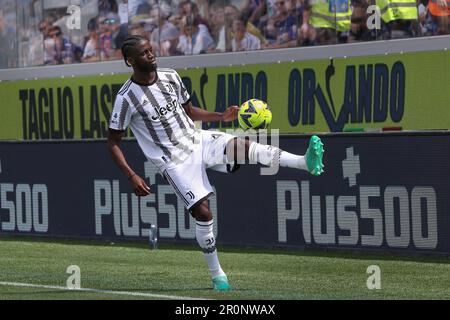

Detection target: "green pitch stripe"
[0, 281, 208, 300]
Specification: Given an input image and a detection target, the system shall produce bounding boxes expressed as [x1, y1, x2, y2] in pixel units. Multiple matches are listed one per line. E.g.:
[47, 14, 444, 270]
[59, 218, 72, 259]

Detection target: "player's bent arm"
[182, 101, 239, 122]
[107, 129, 134, 178]
[107, 129, 151, 196]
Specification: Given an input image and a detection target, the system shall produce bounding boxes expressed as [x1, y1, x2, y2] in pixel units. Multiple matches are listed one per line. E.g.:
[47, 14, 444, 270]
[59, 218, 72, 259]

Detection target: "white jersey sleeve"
[173, 70, 191, 105]
[109, 94, 134, 131]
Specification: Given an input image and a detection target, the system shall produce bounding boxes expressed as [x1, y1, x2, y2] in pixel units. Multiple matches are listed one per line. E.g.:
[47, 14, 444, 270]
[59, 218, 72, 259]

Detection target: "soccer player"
[107, 35, 324, 291]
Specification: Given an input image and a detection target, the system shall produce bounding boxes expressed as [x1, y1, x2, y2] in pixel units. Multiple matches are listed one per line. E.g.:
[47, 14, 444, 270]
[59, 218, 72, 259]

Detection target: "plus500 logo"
[277, 181, 438, 250]
[0, 183, 49, 232]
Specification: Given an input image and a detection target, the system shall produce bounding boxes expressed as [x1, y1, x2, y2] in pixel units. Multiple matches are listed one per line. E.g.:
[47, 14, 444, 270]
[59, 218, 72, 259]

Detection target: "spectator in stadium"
[128, 0, 157, 41]
[427, 0, 449, 34]
[117, 0, 130, 24]
[264, 0, 278, 19]
[38, 20, 51, 39]
[225, 3, 268, 48]
[375, 0, 420, 39]
[82, 18, 100, 62]
[207, 2, 231, 53]
[169, 12, 183, 30]
[288, 0, 305, 35]
[39, 18, 55, 65]
[99, 0, 119, 16]
[0, 9, 16, 68]
[44, 35, 57, 65]
[45, 25, 81, 64]
[224, 4, 240, 19]
[418, 1, 432, 35]
[262, 0, 299, 48]
[136, 0, 153, 17]
[128, 15, 154, 41]
[348, 0, 376, 42]
[194, 0, 210, 19]
[257, 0, 280, 32]
[128, 0, 148, 18]
[114, 21, 131, 57]
[98, 13, 121, 60]
[239, 0, 266, 26]
[160, 26, 183, 56]
[177, 15, 215, 55]
[299, 0, 352, 45]
[149, 4, 180, 56]
[163, 0, 184, 14]
[291, 0, 306, 20]
[178, 0, 211, 32]
[231, 14, 262, 51]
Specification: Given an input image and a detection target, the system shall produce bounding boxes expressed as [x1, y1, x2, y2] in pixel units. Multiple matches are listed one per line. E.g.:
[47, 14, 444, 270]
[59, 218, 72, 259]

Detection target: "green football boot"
[212, 275, 231, 291]
[305, 135, 324, 176]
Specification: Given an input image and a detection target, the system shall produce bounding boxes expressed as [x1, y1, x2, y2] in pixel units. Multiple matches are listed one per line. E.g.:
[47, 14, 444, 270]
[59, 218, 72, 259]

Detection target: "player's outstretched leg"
[232, 135, 324, 175]
[192, 201, 230, 291]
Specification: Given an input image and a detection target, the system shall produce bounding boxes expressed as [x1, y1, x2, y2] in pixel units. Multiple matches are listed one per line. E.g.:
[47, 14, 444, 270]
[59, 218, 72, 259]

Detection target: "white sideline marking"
[0, 281, 208, 300]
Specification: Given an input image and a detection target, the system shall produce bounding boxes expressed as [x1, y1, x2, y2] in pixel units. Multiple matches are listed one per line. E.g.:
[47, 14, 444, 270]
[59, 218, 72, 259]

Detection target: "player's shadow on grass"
[109, 287, 209, 292]
[111, 287, 252, 293]
[160, 243, 450, 264]
[2, 235, 448, 264]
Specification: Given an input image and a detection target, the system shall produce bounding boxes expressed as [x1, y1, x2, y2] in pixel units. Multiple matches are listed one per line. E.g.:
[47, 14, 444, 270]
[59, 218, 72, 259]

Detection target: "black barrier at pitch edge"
[0, 132, 449, 255]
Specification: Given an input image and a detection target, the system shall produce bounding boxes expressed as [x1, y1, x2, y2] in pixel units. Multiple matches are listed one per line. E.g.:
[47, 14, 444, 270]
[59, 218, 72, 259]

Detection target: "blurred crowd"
[0, 0, 448, 69]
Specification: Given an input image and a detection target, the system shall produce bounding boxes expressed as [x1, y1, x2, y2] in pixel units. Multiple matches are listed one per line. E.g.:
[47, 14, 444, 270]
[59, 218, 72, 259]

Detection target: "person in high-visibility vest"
[428, 0, 449, 34]
[375, 0, 420, 39]
[300, 0, 353, 45]
[376, 0, 418, 22]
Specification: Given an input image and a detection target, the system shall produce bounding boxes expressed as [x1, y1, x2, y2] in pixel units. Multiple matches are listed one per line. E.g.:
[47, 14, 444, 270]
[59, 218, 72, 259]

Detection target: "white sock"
[248, 142, 307, 170]
[196, 220, 226, 279]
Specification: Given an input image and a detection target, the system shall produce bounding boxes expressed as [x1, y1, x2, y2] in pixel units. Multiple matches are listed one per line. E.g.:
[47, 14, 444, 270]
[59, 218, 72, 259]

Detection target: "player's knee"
[191, 201, 213, 221]
[226, 138, 248, 163]
[239, 138, 251, 161]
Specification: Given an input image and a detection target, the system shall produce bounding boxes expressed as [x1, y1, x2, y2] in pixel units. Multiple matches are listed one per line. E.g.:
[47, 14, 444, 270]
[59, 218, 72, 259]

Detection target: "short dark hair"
[121, 34, 146, 67]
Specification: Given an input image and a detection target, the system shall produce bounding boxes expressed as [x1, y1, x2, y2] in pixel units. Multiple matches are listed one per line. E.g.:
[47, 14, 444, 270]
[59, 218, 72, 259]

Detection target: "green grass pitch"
[0, 236, 449, 300]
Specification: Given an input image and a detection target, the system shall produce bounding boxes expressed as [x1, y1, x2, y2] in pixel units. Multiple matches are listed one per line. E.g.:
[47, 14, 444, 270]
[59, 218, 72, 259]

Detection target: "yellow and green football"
[238, 99, 272, 130]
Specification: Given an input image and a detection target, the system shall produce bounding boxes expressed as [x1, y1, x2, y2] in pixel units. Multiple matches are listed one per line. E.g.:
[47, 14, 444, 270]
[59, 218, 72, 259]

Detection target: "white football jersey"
[109, 68, 199, 169]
